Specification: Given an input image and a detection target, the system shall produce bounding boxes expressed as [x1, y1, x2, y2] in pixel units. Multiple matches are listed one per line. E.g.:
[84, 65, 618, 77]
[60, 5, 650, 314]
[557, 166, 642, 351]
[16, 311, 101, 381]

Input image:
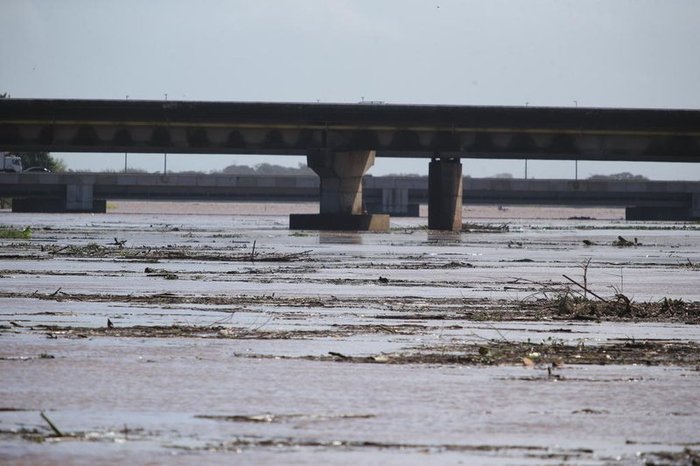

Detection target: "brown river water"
[1, 202, 699, 465]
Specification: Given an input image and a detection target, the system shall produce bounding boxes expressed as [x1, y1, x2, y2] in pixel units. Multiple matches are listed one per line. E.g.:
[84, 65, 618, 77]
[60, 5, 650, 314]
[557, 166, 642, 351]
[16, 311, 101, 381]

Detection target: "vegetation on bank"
[0, 226, 32, 239]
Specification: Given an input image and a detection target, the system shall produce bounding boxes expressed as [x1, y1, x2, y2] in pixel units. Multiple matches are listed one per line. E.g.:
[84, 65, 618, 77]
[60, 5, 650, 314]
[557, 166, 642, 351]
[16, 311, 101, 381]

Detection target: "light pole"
[124, 95, 129, 173]
[574, 101, 578, 181]
[163, 93, 168, 174]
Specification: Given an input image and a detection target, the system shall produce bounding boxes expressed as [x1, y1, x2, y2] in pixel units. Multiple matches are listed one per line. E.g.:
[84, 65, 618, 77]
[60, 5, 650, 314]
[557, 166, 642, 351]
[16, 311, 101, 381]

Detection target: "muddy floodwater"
[1, 202, 699, 465]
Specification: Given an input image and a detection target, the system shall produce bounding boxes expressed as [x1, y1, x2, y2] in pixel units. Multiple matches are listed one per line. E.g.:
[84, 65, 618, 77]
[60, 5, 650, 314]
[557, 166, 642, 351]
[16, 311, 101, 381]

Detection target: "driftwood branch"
[562, 274, 609, 303]
[40, 411, 64, 437]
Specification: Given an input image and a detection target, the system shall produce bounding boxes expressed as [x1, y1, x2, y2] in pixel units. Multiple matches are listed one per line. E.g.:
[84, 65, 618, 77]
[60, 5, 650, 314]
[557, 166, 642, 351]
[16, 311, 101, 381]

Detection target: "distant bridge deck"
[1, 173, 697, 219]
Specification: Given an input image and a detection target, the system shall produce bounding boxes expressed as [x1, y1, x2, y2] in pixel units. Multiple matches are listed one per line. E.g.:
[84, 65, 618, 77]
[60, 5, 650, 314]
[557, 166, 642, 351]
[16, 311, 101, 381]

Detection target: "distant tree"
[255, 163, 314, 175]
[249, 163, 280, 175]
[588, 172, 648, 181]
[220, 164, 256, 175]
[176, 170, 207, 175]
[75, 167, 150, 174]
[384, 173, 423, 177]
[218, 163, 314, 176]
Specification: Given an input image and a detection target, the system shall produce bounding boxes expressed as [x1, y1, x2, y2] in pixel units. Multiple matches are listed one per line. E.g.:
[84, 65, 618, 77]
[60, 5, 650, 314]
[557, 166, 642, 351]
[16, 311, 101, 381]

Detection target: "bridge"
[1, 99, 699, 230]
[2, 173, 698, 221]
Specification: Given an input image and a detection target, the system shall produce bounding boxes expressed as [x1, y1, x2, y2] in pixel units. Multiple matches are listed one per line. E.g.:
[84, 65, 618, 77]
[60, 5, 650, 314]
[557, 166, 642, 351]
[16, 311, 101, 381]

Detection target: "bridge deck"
[1, 99, 699, 161]
[3, 99, 699, 130]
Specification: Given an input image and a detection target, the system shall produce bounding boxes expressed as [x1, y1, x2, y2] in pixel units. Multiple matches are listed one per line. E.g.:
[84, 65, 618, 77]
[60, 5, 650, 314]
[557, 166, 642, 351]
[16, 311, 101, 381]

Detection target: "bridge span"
[1, 173, 698, 221]
[1, 99, 699, 229]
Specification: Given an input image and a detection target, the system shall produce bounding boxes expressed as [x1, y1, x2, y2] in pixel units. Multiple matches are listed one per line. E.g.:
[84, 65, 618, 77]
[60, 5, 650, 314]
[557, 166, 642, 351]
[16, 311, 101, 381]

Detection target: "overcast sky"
[2, 0, 699, 179]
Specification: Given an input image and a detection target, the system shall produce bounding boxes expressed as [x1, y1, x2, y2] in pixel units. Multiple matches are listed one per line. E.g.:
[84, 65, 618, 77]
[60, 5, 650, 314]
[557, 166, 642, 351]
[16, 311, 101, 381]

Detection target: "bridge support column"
[428, 157, 463, 231]
[691, 192, 700, 220]
[381, 186, 416, 216]
[66, 184, 94, 211]
[290, 151, 389, 231]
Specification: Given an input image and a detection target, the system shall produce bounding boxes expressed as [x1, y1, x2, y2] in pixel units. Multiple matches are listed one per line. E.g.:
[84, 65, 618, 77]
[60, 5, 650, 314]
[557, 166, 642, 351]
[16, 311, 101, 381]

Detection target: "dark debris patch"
[33, 323, 426, 340]
[172, 435, 593, 462]
[29, 324, 700, 367]
[640, 448, 700, 466]
[0, 422, 151, 444]
[243, 339, 700, 367]
[40, 243, 315, 262]
[196, 413, 375, 424]
[543, 295, 700, 324]
[37, 324, 227, 339]
[1, 289, 697, 323]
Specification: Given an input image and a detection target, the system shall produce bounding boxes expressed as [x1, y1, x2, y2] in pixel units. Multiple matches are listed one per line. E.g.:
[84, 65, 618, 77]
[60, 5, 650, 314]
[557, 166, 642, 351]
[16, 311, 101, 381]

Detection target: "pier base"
[12, 197, 106, 213]
[625, 206, 698, 221]
[289, 213, 389, 231]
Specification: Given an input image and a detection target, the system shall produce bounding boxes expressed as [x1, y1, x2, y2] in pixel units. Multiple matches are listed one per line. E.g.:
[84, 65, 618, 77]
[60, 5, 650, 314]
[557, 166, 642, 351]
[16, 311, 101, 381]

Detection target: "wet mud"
[1, 206, 699, 464]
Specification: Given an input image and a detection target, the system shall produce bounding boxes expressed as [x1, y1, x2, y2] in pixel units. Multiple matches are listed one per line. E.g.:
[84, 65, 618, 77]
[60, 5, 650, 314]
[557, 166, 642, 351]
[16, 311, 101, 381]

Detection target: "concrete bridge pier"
[428, 157, 463, 231]
[289, 150, 389, 231]
[691, 192, 700, 219]
[66, 184, 94, 211]
[381, 186, 412, 216]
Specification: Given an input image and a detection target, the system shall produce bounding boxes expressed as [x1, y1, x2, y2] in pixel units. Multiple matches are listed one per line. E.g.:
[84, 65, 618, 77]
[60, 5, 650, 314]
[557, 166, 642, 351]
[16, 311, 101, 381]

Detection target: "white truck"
[1, 153, 22, 173]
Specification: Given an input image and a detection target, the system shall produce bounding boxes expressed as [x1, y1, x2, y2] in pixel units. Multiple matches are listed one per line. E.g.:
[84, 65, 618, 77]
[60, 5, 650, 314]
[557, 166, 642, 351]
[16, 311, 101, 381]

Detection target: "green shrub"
[0, 226, 32, 239]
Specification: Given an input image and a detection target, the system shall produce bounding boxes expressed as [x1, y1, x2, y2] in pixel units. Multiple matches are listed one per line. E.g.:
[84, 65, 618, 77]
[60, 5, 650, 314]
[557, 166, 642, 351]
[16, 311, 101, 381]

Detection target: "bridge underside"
[2, 99, 700, 230]
[3, 122, 700, 163]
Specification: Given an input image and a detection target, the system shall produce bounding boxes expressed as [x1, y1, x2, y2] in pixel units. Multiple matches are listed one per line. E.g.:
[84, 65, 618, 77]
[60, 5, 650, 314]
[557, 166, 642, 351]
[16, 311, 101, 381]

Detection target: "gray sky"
[2, 0, 699, 179]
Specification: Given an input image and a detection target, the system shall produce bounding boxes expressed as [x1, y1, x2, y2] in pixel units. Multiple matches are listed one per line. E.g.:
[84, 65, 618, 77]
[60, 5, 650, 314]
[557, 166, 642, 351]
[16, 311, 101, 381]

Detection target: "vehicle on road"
[23, 166, 51, 173]
[1, 152, 22, 173]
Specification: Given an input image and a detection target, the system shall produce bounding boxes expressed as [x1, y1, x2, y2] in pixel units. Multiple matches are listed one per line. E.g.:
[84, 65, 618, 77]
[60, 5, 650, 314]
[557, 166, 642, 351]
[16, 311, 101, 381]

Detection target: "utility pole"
[163, 93, 168, 174]
[124, 95, 129, 173]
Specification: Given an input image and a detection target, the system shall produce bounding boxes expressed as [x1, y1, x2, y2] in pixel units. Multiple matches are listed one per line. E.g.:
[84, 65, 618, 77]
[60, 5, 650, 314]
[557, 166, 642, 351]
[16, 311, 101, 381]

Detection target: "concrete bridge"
[1, 99, 699, 230]
[2, 172, 698, 221]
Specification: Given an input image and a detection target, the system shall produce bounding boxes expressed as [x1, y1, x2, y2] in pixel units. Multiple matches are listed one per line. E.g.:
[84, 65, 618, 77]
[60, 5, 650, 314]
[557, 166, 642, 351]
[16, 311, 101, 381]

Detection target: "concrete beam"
[428, 158, 463, 231]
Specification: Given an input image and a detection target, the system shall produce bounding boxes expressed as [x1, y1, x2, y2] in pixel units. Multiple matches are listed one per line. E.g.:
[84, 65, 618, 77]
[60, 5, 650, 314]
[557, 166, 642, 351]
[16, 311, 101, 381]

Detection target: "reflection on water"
[318, 232, 363, 245]
[427, 231, 462, 243]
